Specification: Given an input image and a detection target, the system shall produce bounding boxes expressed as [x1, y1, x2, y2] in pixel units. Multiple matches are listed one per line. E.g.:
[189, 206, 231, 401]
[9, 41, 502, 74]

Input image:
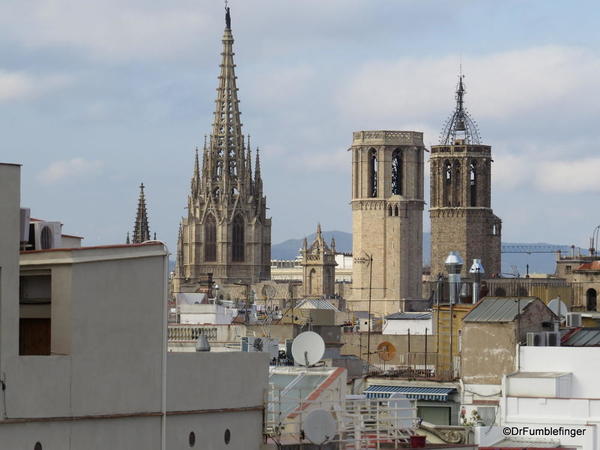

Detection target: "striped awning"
[364, 385, 455, 401]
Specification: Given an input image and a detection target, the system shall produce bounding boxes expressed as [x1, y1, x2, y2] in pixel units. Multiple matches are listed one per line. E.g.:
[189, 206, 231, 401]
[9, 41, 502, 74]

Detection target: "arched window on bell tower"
[368, 148, 378, 197]
[453, 160, 461, 207]
[204, 214, 217, 262]
[232, 214, 245, 262]
[443, 160, 452, 206]
[391, 149, 403, 195]
[470, 160, 477, 207]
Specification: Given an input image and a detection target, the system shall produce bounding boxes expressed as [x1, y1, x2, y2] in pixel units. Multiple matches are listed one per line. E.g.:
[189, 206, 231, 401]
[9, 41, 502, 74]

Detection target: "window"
[232, 215, 245, 262]
[204, 215, 217, 262]
[469, 160, 477, 207]
[41, 226, 52, 250]
[19, 274, 51, 355]
[369, 149, 378, 197]
[443, 160, 452, 206]
[391, 149, 403, 195]
[587, 288, 597, 311]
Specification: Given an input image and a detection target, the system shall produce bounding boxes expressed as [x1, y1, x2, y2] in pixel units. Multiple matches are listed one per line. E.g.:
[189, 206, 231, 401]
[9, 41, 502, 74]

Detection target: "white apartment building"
[0, 163, 269, 450]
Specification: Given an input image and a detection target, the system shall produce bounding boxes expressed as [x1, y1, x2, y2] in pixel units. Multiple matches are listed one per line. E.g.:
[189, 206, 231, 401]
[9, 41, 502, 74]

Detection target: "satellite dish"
[291, 331, 325, 367]
[377, 341, 396, 362]
[547, 298, 569, 320]
[303, 409, 337, 444]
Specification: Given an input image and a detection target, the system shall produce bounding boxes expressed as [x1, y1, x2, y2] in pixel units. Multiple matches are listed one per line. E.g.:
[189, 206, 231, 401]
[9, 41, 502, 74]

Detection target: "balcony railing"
[168, 325, 218, 342]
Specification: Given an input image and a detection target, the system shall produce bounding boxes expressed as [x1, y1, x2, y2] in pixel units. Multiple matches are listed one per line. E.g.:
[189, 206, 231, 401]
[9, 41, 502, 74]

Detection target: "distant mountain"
[273, 231, 585, 275]
[272, 231, 352, 260]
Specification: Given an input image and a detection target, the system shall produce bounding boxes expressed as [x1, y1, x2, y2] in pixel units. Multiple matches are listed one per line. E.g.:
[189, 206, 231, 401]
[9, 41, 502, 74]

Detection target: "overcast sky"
[2, 0, 600, 252]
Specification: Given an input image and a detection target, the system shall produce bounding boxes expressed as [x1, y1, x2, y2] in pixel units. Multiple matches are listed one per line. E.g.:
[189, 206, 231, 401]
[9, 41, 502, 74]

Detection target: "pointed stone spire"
[302, 237, 308, 252]
[331, 236, 336, 253]
[133, 183, 151, 243]
[316, 222, 322, 238]
[207, 4, 244, 196]
[191, 147, 200, 197]
[255, 147, 262, 194]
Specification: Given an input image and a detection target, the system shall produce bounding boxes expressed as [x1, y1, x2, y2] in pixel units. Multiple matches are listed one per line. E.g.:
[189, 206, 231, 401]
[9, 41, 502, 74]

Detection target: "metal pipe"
[367, 253, 373, 367]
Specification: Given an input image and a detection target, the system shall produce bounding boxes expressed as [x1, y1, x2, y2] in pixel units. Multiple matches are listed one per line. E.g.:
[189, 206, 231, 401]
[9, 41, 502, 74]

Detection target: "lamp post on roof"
[445, 252, 464, 305]
[469, 259, 485, 304]
[444, 251, 463, 380]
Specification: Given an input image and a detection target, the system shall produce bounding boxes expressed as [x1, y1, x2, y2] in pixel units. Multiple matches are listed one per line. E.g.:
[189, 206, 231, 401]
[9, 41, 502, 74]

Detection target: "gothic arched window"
[204, 215, 217, 262]
[470, 160, 477, 207]
[391, 149, 403, 195]
[443, 160, 452, 206]
[453, 160, 461, 207]
[232, 214, 245, 262]
[369, 148, 378, 198]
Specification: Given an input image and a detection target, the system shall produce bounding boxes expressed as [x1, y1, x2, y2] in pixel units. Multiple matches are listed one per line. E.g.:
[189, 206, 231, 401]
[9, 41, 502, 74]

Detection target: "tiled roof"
[577, 261, 600, 271]
[463, 297, 540, 323]
[296, 298, 338, 311]
[562, 328, 600, 346]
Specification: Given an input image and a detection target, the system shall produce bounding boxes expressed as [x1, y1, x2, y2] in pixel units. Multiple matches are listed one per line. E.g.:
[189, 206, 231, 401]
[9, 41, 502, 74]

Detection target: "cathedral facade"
[173, 8, 271, 293]
[429, 77, 501, 278]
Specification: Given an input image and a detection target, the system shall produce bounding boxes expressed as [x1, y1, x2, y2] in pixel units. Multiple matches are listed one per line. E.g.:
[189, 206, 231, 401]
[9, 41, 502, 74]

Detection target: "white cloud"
[0, 1, 211, 62]
[535, 158, 600, 193]
[492, 153, 533, 191]
[38, 158, 104, 185]
[290, 148, 349, 173]
[0, 70, 71, 102]
[336, 46, 600, 124]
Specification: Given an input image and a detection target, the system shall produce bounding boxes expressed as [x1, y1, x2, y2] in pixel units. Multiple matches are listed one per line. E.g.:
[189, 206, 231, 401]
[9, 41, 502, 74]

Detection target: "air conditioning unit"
[526, 332, 547, 346]
[241, 337, 279, 359]
[545, 331, 561, 347]
[31, 221, 62, 250]
[20, 208, 30, 243]
[566, 312, 582, 328]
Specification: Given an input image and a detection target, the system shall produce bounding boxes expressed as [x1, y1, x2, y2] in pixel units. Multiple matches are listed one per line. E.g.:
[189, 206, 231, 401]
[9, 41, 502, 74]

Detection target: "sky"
[2, 0, 600, 253]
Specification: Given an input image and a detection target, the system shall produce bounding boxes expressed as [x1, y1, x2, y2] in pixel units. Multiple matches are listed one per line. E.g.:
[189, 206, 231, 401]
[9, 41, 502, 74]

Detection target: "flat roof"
[508, 371, 571, 379]
[21, 242, 163, 254]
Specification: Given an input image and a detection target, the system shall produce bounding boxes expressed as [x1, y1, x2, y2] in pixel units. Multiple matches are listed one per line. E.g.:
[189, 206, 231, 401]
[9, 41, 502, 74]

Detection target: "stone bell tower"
[429, 76, 501, 278]
[300, 224, 337, 298]
[350, 131, 425, 315]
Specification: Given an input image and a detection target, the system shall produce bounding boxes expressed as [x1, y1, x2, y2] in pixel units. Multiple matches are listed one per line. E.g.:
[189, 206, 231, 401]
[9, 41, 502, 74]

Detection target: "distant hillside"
[273, 231, 584, 275]
[272, 231, 352, 260]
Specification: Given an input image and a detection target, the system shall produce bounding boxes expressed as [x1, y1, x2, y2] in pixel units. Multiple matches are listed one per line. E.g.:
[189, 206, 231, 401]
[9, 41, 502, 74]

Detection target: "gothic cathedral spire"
[174, 6, 271, 292]
[132, 182, 151, 244]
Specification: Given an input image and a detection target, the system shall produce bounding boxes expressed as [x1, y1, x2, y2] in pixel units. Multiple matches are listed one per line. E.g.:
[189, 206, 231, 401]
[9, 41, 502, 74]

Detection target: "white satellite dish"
[547, 298, 569, 320]
[303, 409, 337, 444]
[291, 331, 325, 367]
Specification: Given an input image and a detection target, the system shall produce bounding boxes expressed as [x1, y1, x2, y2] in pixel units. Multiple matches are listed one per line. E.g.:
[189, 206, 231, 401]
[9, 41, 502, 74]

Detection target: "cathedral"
[173, 8, 271, 294]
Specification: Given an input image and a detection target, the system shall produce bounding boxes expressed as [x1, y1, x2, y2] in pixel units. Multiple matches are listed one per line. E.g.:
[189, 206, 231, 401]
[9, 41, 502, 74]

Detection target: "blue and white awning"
[364, 385, 455, 401]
